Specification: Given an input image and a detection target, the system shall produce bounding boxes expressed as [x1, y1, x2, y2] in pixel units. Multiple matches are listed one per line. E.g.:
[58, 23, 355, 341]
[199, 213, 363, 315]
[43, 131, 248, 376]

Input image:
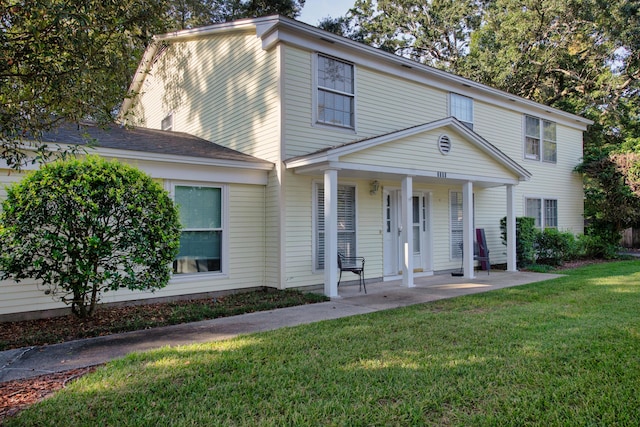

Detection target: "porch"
[334, 270, 564, 309]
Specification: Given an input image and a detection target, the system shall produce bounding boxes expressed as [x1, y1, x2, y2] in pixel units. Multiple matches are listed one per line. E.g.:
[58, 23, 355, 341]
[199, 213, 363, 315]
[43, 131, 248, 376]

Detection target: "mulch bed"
[0, 366, 100, 424]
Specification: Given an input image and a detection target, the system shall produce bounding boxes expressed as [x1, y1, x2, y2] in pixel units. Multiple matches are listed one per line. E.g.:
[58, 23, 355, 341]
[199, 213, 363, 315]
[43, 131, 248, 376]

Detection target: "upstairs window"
[525, 115, 556, 163]
[450, 93, 473, 129]
[316, 54, 355, 129]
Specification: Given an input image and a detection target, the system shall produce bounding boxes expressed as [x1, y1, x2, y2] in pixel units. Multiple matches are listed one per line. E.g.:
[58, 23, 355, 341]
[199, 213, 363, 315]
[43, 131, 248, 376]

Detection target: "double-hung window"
[173, 185, 224, 274]
[315, 183, 356, 269]
[316, 54, 355, 129]
[450, 93, 473, 129]
[526, 197, 558, 229]
[525, 115, 556, 163]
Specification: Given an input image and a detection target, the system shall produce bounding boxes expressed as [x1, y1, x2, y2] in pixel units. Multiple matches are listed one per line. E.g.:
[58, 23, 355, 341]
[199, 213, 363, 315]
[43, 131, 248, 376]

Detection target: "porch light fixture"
[370, 180, 380, 195]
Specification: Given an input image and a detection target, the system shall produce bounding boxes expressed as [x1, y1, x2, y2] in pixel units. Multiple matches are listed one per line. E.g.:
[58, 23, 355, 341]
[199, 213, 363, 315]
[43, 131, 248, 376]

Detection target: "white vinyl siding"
[341, 128, 515, 181]
[450, 93, 473, 129]
[316, 54, 355, 129]
[131, 32, 281, 163]
[315, 183, 356, 269]
[525, 115, 557, 163]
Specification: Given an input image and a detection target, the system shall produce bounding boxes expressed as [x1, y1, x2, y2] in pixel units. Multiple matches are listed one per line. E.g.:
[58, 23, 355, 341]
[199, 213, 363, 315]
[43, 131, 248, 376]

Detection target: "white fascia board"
[263, 18, 593, 131]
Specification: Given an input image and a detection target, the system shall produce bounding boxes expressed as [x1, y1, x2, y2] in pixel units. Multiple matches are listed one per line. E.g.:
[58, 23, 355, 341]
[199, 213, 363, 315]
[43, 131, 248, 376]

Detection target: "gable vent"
[438, 134, 452, 155]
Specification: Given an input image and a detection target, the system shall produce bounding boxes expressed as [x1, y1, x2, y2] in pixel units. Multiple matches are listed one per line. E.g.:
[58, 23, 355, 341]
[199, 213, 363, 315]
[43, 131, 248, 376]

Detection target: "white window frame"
[169, 181, 229, 279]
[450, 93, 474, 129]
[525, 196, 558, 229]
[313, 53, 356, 131]
[524, 115, 556, 163]
[313, 181, 357, 271]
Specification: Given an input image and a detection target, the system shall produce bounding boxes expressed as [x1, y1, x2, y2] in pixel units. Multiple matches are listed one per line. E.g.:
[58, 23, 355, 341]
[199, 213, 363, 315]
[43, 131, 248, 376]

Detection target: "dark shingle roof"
[40, 122, 270, 165]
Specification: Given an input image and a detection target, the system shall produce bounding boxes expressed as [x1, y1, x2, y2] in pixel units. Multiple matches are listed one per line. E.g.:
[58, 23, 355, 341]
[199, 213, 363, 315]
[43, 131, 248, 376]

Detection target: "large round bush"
[0, 156, 181, 317]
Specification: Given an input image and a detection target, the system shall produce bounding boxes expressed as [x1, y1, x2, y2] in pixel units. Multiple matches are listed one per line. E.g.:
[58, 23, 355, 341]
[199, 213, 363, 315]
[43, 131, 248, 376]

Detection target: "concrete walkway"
[0, 271, 562, 383]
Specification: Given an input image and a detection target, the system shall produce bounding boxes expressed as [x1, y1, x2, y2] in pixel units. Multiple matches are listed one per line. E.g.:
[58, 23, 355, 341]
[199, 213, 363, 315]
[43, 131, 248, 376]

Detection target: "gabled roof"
[39, 122, 273, 170]
[121, 15, 592, 131]
[285, 117, 531, 183]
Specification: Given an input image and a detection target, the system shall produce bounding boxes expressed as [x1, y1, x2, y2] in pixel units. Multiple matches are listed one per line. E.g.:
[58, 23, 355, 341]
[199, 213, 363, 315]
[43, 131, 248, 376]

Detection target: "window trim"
[312, 53, 357, 132]
[168, 181, 229, 280]
[312, 180, 358, 273]
[161, 113, 173, 131]
[449, 93, 474, 129]
[525, 196, 558, 229]
[524, 115, 557, 163]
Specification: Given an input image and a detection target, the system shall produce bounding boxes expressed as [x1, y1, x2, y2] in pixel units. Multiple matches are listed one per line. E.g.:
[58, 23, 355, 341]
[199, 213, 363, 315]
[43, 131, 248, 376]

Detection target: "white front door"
[384, 190, 432, 277]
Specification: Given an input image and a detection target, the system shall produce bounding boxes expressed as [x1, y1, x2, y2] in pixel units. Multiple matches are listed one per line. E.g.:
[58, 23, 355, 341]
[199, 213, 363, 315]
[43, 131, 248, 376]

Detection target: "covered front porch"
[333, 269, 564, 306]
[285, 118, 532, 298]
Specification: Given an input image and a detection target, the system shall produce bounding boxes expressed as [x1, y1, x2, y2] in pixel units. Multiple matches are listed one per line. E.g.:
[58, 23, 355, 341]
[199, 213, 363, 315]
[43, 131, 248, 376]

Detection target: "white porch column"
[401, 176, 415, 287]
[324, 169, 339, 298]
[462, 181, 475, 279]
[506, 184, 518, 272]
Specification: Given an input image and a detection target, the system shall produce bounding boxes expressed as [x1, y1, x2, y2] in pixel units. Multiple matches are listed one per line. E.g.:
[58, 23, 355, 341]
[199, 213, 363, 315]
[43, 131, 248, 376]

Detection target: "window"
[161, 113, 173, 131]
[450, 93, 473, 129]
[173, 185, 224, 274]
[450, 191, 463, 259]
[315, 183, 356, 269]
[526, 197, 557, 229]
[525, 115, 556, 163]
[450, 191, 475, 259]
[316, 54, 354, 129]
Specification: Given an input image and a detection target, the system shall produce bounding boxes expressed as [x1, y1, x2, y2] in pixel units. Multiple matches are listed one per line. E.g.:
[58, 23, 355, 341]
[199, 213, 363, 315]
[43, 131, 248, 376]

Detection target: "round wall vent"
[438, 134, 452, 155]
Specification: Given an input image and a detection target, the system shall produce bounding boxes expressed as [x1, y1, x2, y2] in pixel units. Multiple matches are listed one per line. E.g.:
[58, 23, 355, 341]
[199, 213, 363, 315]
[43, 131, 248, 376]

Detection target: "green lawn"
[8, 261, 640, 426]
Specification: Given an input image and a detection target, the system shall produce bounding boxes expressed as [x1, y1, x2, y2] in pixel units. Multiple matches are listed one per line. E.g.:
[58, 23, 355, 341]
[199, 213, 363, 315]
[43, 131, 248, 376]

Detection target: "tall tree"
[167, 0, 305, 30]
[336, 0, 639, 242]
[0, 0, 170, 169]
[346, 0, 485, 69]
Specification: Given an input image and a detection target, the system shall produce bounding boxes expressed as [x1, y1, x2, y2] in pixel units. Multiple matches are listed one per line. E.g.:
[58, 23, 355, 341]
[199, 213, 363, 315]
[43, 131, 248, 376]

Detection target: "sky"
[297, 0, 352, 26]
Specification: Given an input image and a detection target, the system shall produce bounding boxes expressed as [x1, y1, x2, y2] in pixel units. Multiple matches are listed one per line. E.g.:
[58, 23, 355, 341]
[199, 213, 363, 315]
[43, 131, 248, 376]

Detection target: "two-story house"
[0, 15, 591, 318]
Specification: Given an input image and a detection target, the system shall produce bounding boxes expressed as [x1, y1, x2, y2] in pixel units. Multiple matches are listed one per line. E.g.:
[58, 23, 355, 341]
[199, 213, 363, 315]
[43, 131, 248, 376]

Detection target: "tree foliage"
[1, 0, 305, 169]
[167, 0, 305, 30]
[330, 0, 640, 239]
[346, 0, 484, 69]
[0, 0, 171, 168]
[0, 156, 181, 318]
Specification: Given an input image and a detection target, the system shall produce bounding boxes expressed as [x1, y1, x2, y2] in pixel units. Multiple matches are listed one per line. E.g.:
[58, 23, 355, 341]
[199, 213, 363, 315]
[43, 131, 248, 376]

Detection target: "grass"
[6, 261, 640, 426]
[0, 288, 329, 350]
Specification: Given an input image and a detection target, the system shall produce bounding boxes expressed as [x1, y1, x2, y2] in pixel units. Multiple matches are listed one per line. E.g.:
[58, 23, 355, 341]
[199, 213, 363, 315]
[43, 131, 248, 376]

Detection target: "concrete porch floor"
[336, 270, 565, 310]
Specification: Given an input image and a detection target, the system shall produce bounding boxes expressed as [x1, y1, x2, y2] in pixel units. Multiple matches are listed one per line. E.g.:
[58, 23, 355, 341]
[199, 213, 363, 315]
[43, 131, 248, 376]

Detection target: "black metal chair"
[337, 252, 366, 293]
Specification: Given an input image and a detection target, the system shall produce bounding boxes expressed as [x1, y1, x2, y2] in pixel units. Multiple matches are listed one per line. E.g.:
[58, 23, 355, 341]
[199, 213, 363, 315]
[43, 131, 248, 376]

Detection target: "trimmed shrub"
[0, 156, 181, 318]
[535, 228, 578, 265]
[500, 216, 537, 268]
